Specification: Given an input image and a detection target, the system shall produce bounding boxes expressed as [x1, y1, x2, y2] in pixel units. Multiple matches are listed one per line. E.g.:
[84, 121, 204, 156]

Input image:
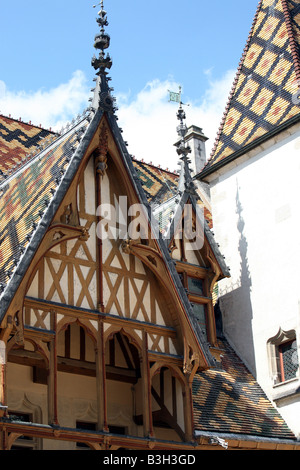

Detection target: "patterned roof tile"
[193, 339, 296, 440]
[132, 158, 179, 205]
[0, 124, 83, 290]
[201, 0, 300, 177]
[0, 115, 55, 175]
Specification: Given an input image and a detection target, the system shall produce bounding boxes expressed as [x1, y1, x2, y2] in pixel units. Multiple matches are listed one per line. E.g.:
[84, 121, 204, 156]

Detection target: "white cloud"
[116, 71, 235, 172]
[0, 69, 235, 171]
[0, 70, 90, 131]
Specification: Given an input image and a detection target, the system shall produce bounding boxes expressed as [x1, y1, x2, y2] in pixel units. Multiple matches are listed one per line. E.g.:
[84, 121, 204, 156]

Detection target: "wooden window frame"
[278, 340, 299, 383]
[268, 328, 299, 386]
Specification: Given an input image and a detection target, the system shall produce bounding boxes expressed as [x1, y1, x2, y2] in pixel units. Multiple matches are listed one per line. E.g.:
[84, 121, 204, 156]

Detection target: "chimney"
[184, 125, 208, 175]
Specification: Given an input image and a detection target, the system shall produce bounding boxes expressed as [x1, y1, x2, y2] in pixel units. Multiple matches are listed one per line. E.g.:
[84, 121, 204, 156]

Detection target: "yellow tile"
[215, 146, 234, 163]
[255, 51, 277, 77]
[272, 23, 288, 48]
[253, 11, 266, 35]
[223, 107, 242, 136]
[232, 117, 255, 145]
[268, 58, 292, 86]
[236, 79, 260, 107]
[250, 87, 274, 116]
[274, 0, 283, 12]
[263, 0, 277, 8]
[284, 71, 298, 95]
[265, 96, 290, 124]
[244, 44, 263, 69]
[234, 73, 246, 94]
[258, 16, 280, 41]
[245, 126, 268, 145]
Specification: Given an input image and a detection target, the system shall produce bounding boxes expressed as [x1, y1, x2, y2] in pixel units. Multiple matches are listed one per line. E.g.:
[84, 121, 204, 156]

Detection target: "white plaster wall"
[209, 125, 300, 437]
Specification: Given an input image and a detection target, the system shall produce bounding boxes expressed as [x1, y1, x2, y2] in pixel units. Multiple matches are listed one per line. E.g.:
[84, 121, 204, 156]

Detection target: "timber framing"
[0, 420, 299, 451]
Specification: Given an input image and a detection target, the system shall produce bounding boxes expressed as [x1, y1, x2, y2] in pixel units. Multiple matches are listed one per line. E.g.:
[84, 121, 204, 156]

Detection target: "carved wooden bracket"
[95, 123, 109, 176]
[49, 223, 90, 249]
[183, 341, 200, 384]
[59, 203, 78, 226]
[121, 240, 165, 280]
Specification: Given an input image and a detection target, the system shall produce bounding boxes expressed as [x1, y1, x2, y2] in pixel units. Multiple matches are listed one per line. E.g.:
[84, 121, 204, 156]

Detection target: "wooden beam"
[24, 297, 177, 339]
[48, 311, 58, 426]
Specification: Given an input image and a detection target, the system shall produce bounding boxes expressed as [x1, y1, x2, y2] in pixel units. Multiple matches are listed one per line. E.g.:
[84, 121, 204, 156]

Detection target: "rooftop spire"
[91, 1, 116, 112]
[169, 87, 196, 194]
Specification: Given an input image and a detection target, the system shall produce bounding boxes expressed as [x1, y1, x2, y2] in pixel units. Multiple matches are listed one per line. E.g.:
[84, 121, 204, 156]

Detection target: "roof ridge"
[281, 0, 300, 82]
[132, 156, 179, 176]
[0, 113, 56, 134]
[205, 0, 263, 167]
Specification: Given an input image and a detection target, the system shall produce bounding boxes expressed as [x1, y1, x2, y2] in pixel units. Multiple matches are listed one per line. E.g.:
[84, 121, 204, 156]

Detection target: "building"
[198, 0, 300, 438]
[0, 1, 299, 451]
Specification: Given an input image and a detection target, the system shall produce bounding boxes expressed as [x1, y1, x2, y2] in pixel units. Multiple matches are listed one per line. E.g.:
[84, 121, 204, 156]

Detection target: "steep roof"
[193, 339, 297, 442]
[131, 157, 178, 205]
[0, 113, 90, 304]
[0, 114, 55, 174]
[200, 0, 300, 178]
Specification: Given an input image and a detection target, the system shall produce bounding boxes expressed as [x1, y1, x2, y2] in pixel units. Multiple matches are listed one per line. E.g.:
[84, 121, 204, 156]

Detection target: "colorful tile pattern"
[0, 115, 55, 174]
[132, 158, 179, 205]
[0, 126, 82, 289]
[193, 339, 295, 439]
[203, 0, 300, 174]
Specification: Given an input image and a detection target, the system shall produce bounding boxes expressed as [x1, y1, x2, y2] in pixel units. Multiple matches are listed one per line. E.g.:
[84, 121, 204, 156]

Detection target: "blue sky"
[0, 0, 259, 169]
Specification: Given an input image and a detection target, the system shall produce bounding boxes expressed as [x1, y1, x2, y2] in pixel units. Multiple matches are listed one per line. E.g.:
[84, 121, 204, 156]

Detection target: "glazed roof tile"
[131, 158, 178, 205]
[0, 119, 86, 292]
[0, 115, 55, 174]
[193, 339, 296, 440]
[201, 0, 300, 177]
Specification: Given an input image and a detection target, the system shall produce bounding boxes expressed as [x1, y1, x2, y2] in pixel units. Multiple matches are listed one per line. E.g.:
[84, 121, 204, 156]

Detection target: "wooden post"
[48, 311, 58, 426]
[0, 340, 7, 417]
[0, 426, 8, 451]
[183, 382, 194, 442]
[141, 330, 153, 438]
[96, 320, 108, 432]
[95, 143, 106, 313]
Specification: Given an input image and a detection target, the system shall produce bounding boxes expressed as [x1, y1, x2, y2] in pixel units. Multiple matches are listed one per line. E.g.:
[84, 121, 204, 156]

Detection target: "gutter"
[195, 430, 300, 450]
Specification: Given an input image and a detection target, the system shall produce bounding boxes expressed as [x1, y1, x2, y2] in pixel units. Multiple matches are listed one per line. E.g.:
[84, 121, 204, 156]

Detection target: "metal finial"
[169, 86, 192, 193]
[92, 0, 112, 73]
[93, 1, 104, 11]
[91, 0, 116, 113]
[168, 86, 190, 156]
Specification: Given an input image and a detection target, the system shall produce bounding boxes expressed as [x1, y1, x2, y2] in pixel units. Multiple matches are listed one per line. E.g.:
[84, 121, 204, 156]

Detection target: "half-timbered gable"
[167, 193, 228, 349]
[0, 95, 215, 447]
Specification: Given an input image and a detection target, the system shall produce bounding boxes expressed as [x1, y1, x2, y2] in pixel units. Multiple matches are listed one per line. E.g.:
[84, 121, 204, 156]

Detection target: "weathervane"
[168, 86, 191, 159]
[93, 1, 104, 11]
[168, 86, 189, 108]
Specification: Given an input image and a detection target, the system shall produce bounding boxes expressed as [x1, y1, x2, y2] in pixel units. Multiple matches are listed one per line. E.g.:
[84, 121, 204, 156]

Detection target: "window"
[192, 303, 207, 341]
[186, 276, 208, 341]
[187, 277, 205, 296]
[268, 329, 299, 385]
[278, 340, 299, 383]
